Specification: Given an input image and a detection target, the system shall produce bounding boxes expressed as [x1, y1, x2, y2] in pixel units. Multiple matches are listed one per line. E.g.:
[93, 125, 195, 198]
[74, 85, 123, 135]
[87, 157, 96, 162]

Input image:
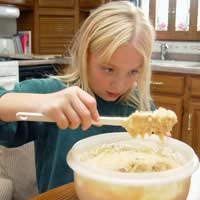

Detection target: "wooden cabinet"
[38, 0, 75, 8]
[183, 101, 200, 157]
[190, 76, 200, 97]
[152, 94, 183, 140]
[80, 0, 105, 9]
[151, 72, 184, 139]
[37, 13, 77, 54]
[182, 76, 200, 157]
[151, 72, 200, 157]
[151, 73, 185, 95]
[4, 0, 112, 54]
[79, 0, 111, 26]
[17, 0, 113, 54]
[17, 0, 79, 54]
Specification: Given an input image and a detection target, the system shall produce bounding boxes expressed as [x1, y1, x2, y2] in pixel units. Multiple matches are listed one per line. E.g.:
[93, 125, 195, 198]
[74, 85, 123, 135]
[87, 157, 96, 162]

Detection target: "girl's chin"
[94, 92, 121, 102]
[101, 95, 120, 102]
[104, 98, 118, 102]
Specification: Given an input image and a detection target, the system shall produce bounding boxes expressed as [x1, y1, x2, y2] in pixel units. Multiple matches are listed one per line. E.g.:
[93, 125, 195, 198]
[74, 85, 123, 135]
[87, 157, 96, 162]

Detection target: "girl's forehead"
[89, 42, 143, 68]
[108, 45, 143, 67]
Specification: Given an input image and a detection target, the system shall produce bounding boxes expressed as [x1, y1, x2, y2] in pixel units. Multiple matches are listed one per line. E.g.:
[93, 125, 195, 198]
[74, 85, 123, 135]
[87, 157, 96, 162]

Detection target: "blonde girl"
[0, 1, 155, 193]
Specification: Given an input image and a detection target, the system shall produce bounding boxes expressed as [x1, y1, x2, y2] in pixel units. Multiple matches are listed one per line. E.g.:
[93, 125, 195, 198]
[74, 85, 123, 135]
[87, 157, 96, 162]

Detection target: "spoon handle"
[16, 112, 54, 122]
[16, 112, 127, 126]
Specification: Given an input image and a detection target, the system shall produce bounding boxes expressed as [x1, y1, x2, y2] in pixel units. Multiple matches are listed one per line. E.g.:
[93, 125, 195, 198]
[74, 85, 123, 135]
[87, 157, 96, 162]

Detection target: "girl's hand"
[40, 86, 99, 130]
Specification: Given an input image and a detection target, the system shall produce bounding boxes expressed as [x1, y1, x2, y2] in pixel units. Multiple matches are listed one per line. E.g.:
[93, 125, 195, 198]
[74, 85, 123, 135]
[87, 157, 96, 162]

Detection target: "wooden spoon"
[16, 107, 177, 138]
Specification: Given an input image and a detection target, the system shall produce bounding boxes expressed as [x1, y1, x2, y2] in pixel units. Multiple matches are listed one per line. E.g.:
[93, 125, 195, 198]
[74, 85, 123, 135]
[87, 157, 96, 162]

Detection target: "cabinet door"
[191, 76, 200, 97]
[151, 73, 185, 95]
[38, 0, 74, 8]
[152, 94, 183, 140]
[39, 16, 75, 54]
[183, 101, 200, 158]
[80, 0, 105, 9]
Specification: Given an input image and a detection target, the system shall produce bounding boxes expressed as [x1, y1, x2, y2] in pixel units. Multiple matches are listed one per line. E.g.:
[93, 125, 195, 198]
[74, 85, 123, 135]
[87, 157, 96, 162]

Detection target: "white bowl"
[67, 132, 199, 200]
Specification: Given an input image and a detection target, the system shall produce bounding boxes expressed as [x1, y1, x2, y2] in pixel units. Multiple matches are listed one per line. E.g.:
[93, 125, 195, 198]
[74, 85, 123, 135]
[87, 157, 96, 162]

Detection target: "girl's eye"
[103, 67, 113, 73]
[129, 69, 139, 76]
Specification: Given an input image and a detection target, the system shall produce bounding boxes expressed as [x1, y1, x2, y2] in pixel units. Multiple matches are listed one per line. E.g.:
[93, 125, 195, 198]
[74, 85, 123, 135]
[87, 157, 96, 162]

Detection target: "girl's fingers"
[47, 108, 69, 129]
[71, 96, 93, 130]
[56, 112, 69, 129]
[63, 104, 81, 129]
[78, 89, 99, 122]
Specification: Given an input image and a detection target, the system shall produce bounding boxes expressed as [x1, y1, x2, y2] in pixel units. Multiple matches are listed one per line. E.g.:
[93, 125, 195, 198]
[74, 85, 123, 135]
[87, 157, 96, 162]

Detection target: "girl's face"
[88, 42, 143, 101]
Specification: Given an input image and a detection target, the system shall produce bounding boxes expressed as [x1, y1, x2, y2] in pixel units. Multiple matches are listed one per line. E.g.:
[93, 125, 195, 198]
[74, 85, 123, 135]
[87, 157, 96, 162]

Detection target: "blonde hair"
[59, 1, 155, 110]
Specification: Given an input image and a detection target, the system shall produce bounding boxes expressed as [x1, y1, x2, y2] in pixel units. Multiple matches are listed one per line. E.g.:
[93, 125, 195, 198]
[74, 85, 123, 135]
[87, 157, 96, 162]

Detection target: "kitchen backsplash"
[153, 41, 200, 55]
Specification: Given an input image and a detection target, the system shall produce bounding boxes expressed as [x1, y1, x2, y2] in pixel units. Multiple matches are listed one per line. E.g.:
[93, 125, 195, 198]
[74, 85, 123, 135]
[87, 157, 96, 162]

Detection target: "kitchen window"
[140, 0, 200, 41]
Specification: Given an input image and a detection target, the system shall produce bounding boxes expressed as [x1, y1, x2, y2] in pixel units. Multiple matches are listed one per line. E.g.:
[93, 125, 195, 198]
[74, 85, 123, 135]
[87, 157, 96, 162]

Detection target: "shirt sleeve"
[0, 78, 64, 96]
[150, 101, 156, 111]
[0, 78, 64, 147]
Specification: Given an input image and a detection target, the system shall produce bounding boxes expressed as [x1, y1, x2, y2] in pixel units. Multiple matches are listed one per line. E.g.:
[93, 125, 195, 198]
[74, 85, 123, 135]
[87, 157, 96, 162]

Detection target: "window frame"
[148, 0, 200, 41]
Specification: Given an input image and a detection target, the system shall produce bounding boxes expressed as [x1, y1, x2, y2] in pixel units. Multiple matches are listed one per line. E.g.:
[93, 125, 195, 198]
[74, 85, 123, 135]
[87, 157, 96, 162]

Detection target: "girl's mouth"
[107, 91, 121, 99]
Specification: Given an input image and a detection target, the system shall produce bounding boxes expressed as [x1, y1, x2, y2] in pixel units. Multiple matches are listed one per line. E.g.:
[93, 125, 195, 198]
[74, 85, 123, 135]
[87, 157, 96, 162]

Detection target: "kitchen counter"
[151, 60, 200, 75]
[0, 57, 71, 81]
[0, 54, 71, 67]
[31, 58, 198, 75]
[2, 54, 200, 75]
[18, 57, 71, 67]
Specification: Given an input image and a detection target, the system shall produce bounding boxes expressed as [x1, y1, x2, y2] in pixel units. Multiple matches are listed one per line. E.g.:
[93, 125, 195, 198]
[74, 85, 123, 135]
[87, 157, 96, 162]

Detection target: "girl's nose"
[110, 76, 126, 91]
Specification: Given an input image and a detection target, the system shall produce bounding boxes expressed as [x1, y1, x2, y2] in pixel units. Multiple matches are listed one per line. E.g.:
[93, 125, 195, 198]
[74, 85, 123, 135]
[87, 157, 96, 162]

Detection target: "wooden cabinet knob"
[151, 81, 164, 85]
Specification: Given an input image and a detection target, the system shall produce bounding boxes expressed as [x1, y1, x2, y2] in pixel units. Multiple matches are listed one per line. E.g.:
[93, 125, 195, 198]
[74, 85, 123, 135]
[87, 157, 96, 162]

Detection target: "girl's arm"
[0, 86, 99, 130]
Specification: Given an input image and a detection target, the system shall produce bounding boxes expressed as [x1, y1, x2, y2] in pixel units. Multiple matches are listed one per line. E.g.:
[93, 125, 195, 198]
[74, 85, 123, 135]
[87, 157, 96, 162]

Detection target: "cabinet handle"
[187, 113, 192, 131]
[150, 81, 164, 85]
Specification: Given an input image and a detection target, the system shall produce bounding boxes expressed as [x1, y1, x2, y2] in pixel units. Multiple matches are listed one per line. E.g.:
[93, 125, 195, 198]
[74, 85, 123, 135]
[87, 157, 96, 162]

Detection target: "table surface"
[30, 167, 200, 200]
[30, 182, 78, 200]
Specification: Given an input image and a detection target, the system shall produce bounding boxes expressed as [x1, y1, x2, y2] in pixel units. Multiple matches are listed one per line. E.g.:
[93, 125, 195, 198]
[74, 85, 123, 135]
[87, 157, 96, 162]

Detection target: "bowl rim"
[67, 132, 200, 186]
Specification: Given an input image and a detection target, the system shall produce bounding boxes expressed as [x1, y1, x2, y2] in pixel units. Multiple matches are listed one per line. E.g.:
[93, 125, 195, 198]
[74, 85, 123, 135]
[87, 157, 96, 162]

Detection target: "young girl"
[0, 1, 155, 193]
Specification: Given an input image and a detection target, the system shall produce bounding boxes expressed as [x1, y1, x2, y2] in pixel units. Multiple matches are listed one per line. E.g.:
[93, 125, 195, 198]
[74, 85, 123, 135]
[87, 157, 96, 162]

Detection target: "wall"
[153, 41, 200, 62]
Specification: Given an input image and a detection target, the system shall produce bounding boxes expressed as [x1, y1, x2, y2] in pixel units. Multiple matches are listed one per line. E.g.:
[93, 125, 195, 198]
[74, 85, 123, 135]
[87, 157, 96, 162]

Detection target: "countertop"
[2, 54, 200, 75]
[18, 57, 70, 66]
[151, 60, 200, 75]
[20, 58, 199, 75]
[0, 54, 71, 66]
